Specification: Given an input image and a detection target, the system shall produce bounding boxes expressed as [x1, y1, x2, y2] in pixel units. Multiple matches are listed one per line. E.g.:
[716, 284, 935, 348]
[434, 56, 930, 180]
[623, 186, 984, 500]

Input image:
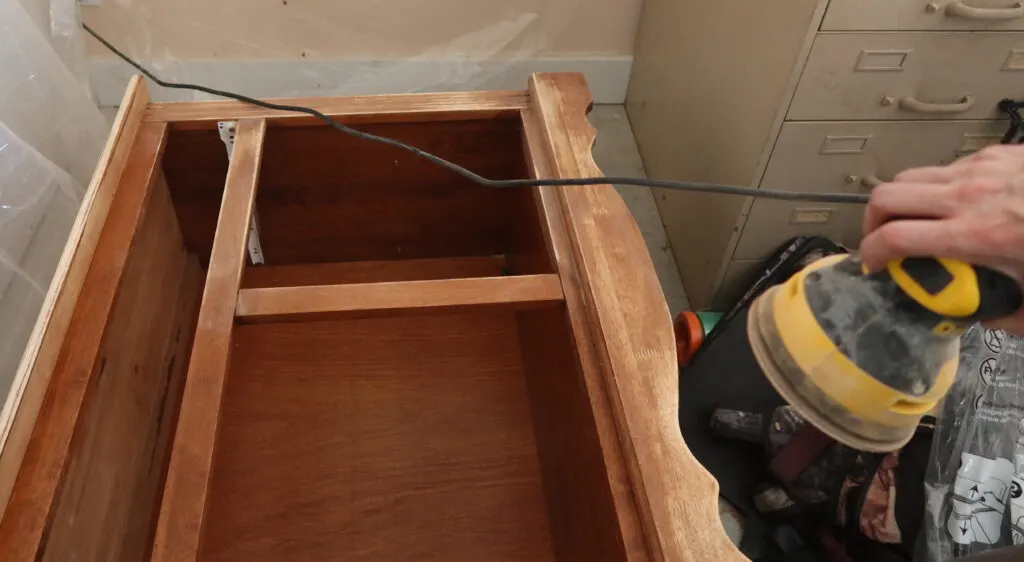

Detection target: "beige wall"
[82, 0, 642, 59]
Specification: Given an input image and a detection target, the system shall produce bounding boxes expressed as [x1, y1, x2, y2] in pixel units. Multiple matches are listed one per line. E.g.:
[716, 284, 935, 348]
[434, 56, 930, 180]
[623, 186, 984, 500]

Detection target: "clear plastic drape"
[1, 0, 615, 404]
[0, 0, 107, 401]
[81, 0, 597, 104]
[920, 326, 1024, 561]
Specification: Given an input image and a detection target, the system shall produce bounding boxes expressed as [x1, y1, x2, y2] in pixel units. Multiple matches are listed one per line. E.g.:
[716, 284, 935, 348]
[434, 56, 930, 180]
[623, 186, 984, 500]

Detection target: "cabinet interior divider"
[234, 274, 565, 323]
[152, 118, 267, 562]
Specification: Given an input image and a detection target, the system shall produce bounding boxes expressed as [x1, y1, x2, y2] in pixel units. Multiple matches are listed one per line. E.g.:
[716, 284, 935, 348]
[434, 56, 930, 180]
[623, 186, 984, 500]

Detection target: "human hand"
[859, 144, 1024, 335]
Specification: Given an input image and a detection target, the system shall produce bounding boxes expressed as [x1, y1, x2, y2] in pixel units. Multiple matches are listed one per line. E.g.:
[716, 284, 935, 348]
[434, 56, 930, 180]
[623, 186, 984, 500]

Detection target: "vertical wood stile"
[151, 118, 267, 562]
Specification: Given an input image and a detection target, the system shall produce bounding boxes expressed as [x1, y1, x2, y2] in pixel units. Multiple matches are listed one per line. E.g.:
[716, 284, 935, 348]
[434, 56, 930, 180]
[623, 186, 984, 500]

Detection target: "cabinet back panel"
[201, 312, 557, 561]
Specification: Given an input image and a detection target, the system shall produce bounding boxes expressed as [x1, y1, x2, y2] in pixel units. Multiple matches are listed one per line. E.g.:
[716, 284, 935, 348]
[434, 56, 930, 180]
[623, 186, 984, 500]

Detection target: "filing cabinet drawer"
[732, 118, 1007, 261]
[759, 119, 1007, 193]
[822, 0, 1024, 31]
[733, 200, 864, 261]
[788, 32, 1024, 121]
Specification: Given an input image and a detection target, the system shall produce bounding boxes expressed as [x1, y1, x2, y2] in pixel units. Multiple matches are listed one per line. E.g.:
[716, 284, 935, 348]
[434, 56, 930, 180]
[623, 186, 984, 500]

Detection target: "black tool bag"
[680, 236, 931, 562]
[694, 235, 849, 360]
[744, 408, 934, 562]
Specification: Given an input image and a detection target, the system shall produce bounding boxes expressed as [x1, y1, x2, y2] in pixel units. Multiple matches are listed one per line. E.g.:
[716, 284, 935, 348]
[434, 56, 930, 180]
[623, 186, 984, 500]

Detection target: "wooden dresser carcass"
[0, 73, 743, 561]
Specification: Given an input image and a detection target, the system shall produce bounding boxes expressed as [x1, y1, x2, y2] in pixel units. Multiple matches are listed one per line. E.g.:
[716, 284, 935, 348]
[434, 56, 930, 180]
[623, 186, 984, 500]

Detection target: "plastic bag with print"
[917, 325, 1024, 561]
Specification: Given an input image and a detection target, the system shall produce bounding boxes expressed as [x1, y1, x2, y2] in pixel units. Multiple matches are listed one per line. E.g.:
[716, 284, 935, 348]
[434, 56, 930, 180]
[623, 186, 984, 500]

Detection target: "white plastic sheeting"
[80, 0, 617, 105]
[0, 0, 106, 400]
[0, 0, 621, 404]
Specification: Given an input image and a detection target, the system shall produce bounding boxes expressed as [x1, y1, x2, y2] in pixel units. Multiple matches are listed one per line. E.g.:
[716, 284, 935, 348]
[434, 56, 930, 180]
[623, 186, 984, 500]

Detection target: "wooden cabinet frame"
[0, 73, 743, 562]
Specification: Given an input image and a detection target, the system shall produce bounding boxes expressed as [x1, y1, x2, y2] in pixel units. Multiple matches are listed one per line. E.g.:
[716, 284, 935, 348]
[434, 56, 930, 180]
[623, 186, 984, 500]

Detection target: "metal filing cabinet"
[627, 0, 1021, 309]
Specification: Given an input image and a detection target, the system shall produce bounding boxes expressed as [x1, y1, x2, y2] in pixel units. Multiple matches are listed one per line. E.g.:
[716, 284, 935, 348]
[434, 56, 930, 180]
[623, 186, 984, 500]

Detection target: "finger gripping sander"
[748, 254, 1023, 452]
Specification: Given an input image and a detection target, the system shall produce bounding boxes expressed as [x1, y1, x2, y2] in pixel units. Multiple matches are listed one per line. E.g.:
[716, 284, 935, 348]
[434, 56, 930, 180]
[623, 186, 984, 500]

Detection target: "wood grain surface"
[161, 119, 535, 265]
[527, 73, 746, 561]
[0, 77, 149, 519]
[1, 74, 744, 561]
[0, 120, 168, 559]
[516, 307, 638, 561]
[43, 177, 203, 561]
[235, 275, 564, 323]
[200, 313, 557, 562]
[152, 119, 267, 562]
[145, 90, 529, 130]
[241, 255, 507, 288]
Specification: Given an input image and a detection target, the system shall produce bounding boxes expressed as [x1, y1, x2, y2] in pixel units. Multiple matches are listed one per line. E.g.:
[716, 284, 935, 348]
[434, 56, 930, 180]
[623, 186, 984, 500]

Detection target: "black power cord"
[83, 23, 869, 205]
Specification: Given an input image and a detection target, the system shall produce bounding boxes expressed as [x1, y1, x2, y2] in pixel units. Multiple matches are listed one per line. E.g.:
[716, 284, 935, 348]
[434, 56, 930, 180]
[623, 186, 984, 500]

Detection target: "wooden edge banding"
[235, 275, 564, 323]
[152, 118, 267, 562]
[0, 76, 150, 519]
[0, 120, 169, 559]
[144, 90, 530, 129]
[526, 72, 746, 562]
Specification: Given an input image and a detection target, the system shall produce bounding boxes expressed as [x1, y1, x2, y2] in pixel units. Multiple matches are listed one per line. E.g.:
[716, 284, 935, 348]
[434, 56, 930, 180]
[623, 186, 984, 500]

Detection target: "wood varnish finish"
[202, 313, 558, 561]
[234, 275, 565, 323]
[240, 255, 508, 288]
[145, 90, 530, 130]
[153, 118, 267, 562]
[528, 73, 745, 561]
[0, 73, 744, 562]
[162, 119, 533, 265]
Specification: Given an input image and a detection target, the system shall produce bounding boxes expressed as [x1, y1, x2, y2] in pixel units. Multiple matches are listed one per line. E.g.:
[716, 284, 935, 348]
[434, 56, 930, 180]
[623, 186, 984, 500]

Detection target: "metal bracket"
[217, 121, 265, 264]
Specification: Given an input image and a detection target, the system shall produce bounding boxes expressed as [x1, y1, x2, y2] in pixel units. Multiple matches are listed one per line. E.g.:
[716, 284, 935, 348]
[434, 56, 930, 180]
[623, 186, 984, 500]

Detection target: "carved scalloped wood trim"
[527, 72, 747, 562]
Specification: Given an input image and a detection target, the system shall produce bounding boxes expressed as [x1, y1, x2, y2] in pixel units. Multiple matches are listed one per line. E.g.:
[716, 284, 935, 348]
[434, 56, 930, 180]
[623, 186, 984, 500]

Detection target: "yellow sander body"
[748, 253, 1022, 452]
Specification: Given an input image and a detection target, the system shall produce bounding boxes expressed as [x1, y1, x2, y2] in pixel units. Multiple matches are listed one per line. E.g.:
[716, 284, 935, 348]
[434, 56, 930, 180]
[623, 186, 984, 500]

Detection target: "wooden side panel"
[234, 275, 564, 323]
[0, 121, 169, 559]
[0, 77, 149, 516]
[152, 119, 267, 562]
[516, 308, 636, 562]
[43, 177, 203, 562]
[519, 107, 646, 561]
[162, 119, 532, 265]
[256, 120, 530, 264]
[528, 73, 746, 562]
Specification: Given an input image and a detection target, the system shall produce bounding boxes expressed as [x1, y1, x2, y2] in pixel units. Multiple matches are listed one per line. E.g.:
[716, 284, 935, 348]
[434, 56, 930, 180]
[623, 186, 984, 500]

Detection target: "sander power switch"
[887, 257, 1023, 322]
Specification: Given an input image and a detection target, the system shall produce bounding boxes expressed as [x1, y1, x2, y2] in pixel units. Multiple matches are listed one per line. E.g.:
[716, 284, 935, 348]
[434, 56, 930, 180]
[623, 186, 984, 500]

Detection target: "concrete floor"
[589, 105, 690, 318]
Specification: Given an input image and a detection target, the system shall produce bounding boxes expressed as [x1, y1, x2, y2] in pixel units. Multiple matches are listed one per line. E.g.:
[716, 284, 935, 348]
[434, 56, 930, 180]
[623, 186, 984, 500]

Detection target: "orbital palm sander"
[748, 254, 1023, 452]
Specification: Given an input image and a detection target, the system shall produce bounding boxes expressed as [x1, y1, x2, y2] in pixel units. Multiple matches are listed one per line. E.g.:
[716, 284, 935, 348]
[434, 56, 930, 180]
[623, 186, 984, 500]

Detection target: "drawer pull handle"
[898, 95, 976, 114]
[861, 175, 887, 188]
[946, 1, 1024, 20]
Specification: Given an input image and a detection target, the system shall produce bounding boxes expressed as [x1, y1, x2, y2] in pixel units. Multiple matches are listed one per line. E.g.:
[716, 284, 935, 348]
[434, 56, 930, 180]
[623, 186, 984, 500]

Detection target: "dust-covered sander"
[748, 254, 1023, 452]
